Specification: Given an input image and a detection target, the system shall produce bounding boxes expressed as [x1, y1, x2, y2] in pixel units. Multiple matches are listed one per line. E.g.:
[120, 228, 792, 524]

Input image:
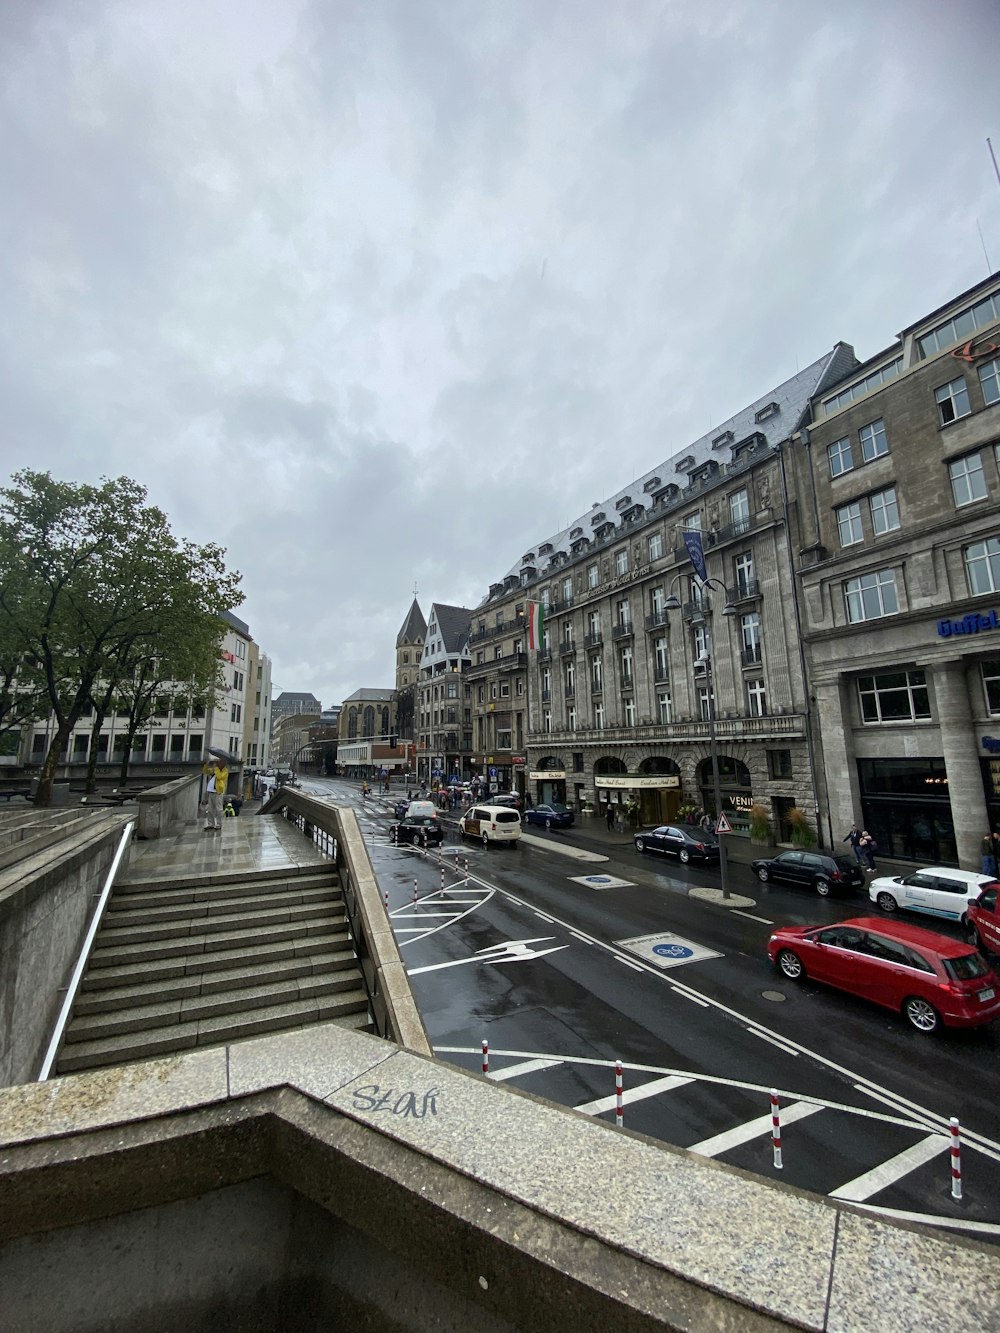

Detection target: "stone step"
[55, 990, 372, 1073]
[112, 871, 340, 911]
[96, 898, 337, 946]
[80, 928, 352, 989]
[115, 867, 339, 900]
[86, 914, 348, 968]
[104, 885, 340, 927]
[73, 947, 360, 1013]
[64, 971, 364, 1043]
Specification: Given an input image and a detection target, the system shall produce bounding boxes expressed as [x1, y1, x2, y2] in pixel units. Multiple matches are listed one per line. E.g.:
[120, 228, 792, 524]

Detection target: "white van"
[869, 866, 999, 924]
[458, 804, 522, 848]
[405, 800, 438, 821]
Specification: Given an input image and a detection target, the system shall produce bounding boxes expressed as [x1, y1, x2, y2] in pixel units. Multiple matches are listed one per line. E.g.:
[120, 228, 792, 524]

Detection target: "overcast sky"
[3, 1, 1000, 708]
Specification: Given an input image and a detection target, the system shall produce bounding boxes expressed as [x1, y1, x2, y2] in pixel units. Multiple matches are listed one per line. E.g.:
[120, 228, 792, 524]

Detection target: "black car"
[491, 793, 523, 812]
[389, 815, 444, 847]
[393, 799, 410, 820]
[751, 850, 865, 897]
[633, 824, 720, 864]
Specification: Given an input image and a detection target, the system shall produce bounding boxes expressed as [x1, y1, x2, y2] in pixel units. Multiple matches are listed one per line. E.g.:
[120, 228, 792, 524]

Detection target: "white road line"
[748, 1029, 800, 1056]
[615, 956, 644, 972]
[841, 1203, 1000, 1238]
[570, 932, 594, 944]
[390, 912, 457, 918]
[731, 910, 774, 924]
[829, 1134, 950, 1202]
[575, 1074, 694, 1116]
[688, 1101, 822, 1157]
[533, 911, 555, 922]
[671, 987, 709, 1006]
[487, 1058, 562, 1082]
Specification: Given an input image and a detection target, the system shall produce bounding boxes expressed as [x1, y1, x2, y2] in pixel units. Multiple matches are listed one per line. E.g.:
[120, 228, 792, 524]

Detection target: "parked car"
[390, 815, 444, 847]
[751, 850, 865, 897]
[968, 882, 1000, 954]
[633, 825, 719, 864]
[869, 867, 998, 925]
[523, 802, 575, 830]
[458, 804, 522, 847]
[491, 793, 523, 812]
[767, 916, 1000, 1033]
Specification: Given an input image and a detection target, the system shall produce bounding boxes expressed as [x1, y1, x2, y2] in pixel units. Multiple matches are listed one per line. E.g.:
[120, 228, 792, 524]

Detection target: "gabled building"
[393, 599, 425, 762]
[794, 270, 1000, 869]
[416, 604, 474, 787]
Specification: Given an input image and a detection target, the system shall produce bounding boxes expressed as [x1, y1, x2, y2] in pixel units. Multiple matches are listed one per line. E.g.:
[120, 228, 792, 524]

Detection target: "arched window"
[347, 709, 358, 739]
[363, 706, 375, 737]
[594, 756, 628, 775]
[639, 756, 681, 776]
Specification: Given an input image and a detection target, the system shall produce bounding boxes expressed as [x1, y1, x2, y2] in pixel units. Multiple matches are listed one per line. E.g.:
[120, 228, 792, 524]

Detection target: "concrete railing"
[264, 786, 432, 1057]
[135, 771, 203, 840]
[0, 812, 134, 1087]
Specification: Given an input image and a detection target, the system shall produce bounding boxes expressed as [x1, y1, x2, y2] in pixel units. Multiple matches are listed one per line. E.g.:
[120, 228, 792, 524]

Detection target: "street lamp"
[664, 576, 737, 901]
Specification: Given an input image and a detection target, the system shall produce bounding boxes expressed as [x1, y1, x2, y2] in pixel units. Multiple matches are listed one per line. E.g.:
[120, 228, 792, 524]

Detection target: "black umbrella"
[207, 746, 239, 764]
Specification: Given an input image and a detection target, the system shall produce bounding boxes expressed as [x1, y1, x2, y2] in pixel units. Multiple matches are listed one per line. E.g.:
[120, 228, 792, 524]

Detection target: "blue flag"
[683, 529, 708, 582]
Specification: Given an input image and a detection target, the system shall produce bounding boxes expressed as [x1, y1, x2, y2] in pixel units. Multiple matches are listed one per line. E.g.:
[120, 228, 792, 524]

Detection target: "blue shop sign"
[937, 608, 1000, 638]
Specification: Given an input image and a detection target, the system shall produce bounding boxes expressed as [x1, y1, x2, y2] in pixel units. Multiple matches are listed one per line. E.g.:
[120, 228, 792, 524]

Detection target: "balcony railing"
[537, 648, 552, 662]
[728, 578, 761, 603]
[620, 675, 634, 692]
[531, 711, 805, 746]
[540, 689, 551, 703]
[740, 646, 763, 668]
[611, 622, 633, 640]
[590, 680, 603, 695]
[653, 666, 670, 683]
[564, 686, 575, 700]
[559, 640, 577, 655]
[584, 631, 603, 647]
[644, 610, 669, 630]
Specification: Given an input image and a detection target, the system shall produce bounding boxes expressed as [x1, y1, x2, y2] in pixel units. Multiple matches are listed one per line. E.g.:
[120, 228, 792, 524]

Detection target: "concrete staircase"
[55, 866, 371, 1074]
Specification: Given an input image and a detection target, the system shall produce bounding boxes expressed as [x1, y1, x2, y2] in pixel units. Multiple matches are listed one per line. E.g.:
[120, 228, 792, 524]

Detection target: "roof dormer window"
[642, 475, 661, 493]
[712, 430, 734, 449]
[674, 455, 695, 473]
[754, 401, 779, 422]
[614, 495, 632, 512]
[589, 510, 606, 527]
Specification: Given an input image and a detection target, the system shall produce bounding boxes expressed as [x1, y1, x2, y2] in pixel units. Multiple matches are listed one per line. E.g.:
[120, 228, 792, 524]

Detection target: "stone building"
[794, 269, 1000, 869]
[472, 345, 859, 834]
[416, 603, 474, 787]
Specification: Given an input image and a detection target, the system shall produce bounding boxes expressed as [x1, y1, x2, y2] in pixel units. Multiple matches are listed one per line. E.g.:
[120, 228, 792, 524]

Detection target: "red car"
[767, 916, 1000, 1033]
[968, 882, 1000, 956]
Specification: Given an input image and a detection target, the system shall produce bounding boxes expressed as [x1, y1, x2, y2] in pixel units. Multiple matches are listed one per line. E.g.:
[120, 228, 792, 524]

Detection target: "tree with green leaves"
[0, 470, 243, 805]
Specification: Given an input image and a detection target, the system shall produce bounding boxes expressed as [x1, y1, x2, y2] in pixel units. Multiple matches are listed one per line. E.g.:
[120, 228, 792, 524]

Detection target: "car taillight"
[831, 870, 842, 880]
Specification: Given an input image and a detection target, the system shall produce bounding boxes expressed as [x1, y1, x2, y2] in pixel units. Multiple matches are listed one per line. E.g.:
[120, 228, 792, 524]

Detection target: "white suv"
[869, 866, 999, 925]
[458, 804, 522, 848]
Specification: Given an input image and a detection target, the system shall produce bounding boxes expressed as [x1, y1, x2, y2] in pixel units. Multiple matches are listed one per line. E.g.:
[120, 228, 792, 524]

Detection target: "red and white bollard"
[950, 1116, 963, 1201]
[615, 1060, 624, 1127]
[441, 864, 446, 894]
[771, 1090, 783, 1170]
[413, 879, 418, 905]
[384, 890, 389, 912]
[482, 1040, 489, 1076]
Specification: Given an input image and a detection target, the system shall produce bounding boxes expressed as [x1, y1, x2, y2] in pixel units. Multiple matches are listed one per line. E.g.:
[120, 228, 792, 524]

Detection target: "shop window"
[858, 670, 930, 723]
[982, 661, 1000, 715]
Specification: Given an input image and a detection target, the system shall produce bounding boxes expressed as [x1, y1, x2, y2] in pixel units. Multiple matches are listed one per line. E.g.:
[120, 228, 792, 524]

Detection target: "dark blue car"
[523, 802, 575, 830]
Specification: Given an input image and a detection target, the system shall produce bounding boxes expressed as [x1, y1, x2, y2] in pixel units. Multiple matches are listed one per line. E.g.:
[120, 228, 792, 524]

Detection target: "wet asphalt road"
[302, 778, 1000, 1240]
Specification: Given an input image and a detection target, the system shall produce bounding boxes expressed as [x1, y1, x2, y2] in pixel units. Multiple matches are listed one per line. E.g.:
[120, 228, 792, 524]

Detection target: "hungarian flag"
[527, 601, 545, 650]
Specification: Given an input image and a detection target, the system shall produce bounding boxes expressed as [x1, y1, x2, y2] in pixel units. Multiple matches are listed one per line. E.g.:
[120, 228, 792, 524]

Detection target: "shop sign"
[983, 737, 1000, 754]
[512, 755, 526, 767]
[938, 608, 999, 638]
[595, 775, 680, 789]
[951, 334, 999, 365]
[726, 793, 756, 810]
[529, 769, 566, 779]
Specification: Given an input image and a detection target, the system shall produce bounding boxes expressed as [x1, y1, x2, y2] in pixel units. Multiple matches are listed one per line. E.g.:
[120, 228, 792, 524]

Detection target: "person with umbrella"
[202, 748, 232, 832]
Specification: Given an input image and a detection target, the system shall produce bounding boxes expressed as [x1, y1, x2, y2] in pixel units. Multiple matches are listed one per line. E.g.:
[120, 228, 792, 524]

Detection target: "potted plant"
[749, 802, 773, 845]
[787, 806, 817, 848]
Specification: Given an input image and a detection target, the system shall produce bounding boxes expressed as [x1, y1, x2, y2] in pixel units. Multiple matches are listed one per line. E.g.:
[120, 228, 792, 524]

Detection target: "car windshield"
[495, 812, 519, 823]
[943, 953, 991, 982]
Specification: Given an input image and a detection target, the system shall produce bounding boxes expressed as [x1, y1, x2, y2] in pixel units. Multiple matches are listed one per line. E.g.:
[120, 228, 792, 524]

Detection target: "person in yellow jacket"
[202, 759, 228, 831]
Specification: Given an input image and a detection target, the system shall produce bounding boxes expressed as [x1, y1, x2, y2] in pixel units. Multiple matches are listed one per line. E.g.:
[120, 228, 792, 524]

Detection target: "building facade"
[795, 270, 1000, 870]
[416, 604, 473, 787]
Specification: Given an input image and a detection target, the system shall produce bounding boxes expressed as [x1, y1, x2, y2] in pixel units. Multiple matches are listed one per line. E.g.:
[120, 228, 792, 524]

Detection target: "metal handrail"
[37, 820, 136, 1081]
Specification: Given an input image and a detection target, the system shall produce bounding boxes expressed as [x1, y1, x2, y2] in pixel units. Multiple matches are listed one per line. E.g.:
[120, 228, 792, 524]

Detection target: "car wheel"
[635, 838, 645, 852]
[545, 817, 553, 830]
[967, 924, 982, 949]
[876, 892, 898, 913]
[903, 995, 940, 1034]
[814, 877, 831, 896]
[679, 848, 691, 864]
[482, 832, 489, 848]
[776, 949, 804, 981]
[756, 867, 770, 883]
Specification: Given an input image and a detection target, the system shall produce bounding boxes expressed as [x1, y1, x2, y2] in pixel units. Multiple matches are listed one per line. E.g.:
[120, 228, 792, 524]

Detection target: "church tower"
[395, 598, 426, 691]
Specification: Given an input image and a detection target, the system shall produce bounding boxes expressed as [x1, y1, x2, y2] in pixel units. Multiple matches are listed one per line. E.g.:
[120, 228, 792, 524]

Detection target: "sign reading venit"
[616, 931, 722, 970]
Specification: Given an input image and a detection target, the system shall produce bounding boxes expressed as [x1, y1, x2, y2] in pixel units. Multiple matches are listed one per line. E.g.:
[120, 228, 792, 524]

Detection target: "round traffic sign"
[653, 943, 694, 960]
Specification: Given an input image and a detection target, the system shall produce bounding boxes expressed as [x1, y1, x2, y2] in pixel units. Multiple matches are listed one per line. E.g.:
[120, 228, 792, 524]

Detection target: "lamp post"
[664, 576, 736, 901]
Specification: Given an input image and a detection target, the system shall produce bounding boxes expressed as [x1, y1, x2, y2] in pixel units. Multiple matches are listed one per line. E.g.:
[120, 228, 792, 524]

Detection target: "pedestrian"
[699, 811, 713, 832]
[982, 833, 998, 877]
[843, 823, 864, 864]
[606, 801, 615, 831]
[858, 830, 878, 871]
[201, 758, 228, 832]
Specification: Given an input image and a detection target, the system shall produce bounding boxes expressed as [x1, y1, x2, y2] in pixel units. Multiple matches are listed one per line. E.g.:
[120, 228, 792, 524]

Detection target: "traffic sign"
[715, 812, 733, 834]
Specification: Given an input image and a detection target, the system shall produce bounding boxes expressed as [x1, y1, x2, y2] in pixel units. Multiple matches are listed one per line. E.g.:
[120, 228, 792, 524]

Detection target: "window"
[729, 489, 749, 529]
[590, 655, 603, 692]
[562, 576, 573, 603]
[657, 690, 673, 724]
[543, 710, 551, 733]
[917, 294, 1000, 356]
[836, 501, 864, 547]
[935, 377, 971, 425]
[965, 537, 1000, 595]
[982, 661, 1000, 714]
[619, 644, 633, 685]
[845, 569, 898, 622]
[870, 486, 900, 535]
[828, 437, 853, 477]
[649, 586, 665, 619]
[980, 356, 1000, 407]
[684, 512, 701, 531]
[540, 588, 551, 609]
[768, 749, 792, 779]
[587, 609, 601, 638]
[562, 621, 573, 648]
[698, 685, 713, 722]
[733, 552, 755, 598]
[616, 598, 631, 628]
[648, 531, 663, 561]
[230, 703, 241, 723]
[859, 419, 889, 461]
[588, 562, 599, 589]
[653, 635, 668, 678]
[740, 613, 761, 663]
[949, 453, 987, 506]
[746, 679, 767, 717]
[567, 706, 576, 732]
[623, 698, 636, 727]
[564, 660, 575, 694]
[615, 548, 629, 576]
[541, 667, 551, 696]
[858, 670, 930, 723]
[693, 623, 709, 660]
[594, 701, 605, 729]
